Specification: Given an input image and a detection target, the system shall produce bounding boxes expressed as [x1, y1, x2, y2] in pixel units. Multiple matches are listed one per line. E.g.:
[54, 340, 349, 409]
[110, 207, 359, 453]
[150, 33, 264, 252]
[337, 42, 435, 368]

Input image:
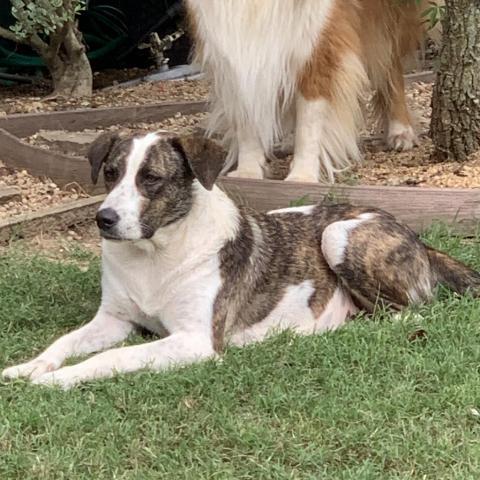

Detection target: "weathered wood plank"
[0, 177, 478, 245]
[0, 128, 101, 194]
[0, 101, 207, 138]
[404, 70, 435, 84]
[0, 195, 105, 244]
[217, 177, 480, 233]
[0, 186, 21, 205]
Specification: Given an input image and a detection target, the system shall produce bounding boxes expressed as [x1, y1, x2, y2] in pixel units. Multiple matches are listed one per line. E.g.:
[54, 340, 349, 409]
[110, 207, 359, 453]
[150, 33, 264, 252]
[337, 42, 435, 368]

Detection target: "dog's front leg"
[2, 309, 134, 381]
[32, 332, 215, 389]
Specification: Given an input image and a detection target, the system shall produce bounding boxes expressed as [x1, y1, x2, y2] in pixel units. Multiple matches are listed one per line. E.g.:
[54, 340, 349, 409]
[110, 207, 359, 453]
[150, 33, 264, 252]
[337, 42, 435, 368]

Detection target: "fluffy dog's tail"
[427, 248, 480, 296]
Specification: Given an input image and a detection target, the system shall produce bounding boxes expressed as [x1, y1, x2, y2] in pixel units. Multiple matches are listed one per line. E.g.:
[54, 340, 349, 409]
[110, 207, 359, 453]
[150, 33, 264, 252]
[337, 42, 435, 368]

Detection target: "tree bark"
[43, 23, 92, 98]
[430, 0, 480, 162]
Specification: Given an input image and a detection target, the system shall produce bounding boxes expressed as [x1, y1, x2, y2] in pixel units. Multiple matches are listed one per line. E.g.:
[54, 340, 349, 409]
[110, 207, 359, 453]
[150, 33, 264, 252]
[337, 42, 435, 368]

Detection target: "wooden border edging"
[0, 100, 207, 138]
[0, 195, 105, 244]
[218, 177, 480, 234]
[0, 128, 102, 194]
[404, 70, 434, 84]
[0, 178, 478, 244]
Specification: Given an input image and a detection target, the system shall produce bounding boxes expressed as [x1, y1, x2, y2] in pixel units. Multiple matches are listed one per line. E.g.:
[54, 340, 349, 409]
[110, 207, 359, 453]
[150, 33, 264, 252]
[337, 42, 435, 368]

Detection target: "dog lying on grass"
[3, 131, 479, 389]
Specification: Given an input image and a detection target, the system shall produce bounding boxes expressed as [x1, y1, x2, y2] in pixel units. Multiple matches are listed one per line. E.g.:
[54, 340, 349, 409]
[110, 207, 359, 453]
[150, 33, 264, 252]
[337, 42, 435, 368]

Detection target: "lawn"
[1, 227, 480, 479]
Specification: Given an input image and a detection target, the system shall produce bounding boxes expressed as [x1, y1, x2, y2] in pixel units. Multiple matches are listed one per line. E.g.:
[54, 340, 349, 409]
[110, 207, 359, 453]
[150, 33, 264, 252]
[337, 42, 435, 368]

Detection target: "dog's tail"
[427, 247, 480, 296]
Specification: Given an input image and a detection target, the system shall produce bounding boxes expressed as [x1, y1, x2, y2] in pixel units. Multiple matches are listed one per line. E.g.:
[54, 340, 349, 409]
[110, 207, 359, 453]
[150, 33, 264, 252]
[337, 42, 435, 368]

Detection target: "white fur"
[268, 205, 315, 215]
[189, 0, 335, 171]
[231, 283, 357, 346]
[387, 120, 418, 152]
[227, 126, 265, 179]
[321, 213, 376, 268]
[285, 96, 325, 183]
[100, 133, 159, 239]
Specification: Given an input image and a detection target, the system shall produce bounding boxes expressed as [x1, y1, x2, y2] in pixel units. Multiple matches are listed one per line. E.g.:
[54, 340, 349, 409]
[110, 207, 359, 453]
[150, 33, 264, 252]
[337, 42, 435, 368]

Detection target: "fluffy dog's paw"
[2, 358, 59, 381]
[386, 121, 418, 152]
[227, 167, 264, 179]
[285, 171, 319, 183]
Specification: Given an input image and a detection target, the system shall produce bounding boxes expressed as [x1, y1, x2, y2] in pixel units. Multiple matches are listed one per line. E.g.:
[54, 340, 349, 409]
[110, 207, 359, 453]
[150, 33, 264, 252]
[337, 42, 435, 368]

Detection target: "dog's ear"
[170, 135, 226, 191]
[87, 132, 120, 184]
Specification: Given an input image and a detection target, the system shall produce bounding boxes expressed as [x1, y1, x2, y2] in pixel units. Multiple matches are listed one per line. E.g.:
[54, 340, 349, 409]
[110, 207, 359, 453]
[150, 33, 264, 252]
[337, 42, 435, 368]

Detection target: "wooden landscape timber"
[0, 186, 21, 205]
[218, 178, 480, 234]
[0, 177, 478, 244]
[0, 195, 105, 244]
[0, 100, 207, 138]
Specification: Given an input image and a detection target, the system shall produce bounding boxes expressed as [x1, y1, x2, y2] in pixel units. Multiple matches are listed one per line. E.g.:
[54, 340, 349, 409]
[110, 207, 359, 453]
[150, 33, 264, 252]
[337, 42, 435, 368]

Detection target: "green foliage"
[9, 0, 86, 39]
[421, 1, 445, 29]
[288, 195, 312, 207]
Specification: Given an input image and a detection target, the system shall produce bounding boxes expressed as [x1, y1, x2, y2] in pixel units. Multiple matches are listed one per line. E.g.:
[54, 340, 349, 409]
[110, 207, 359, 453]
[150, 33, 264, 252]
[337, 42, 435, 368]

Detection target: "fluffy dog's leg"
[322, 210, 480, 311]
[375, 57, 418, 152]
[227, 126, 265, 179]
[2, 310, 134, 381]
[287, 4, 366, 184]
[321, 211, 434, 311]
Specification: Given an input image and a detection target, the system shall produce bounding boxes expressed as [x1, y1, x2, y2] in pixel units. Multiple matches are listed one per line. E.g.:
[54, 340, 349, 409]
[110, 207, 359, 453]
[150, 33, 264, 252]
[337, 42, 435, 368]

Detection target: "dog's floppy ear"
[170, 135, 226, 191]
[87, 132, 120, 184]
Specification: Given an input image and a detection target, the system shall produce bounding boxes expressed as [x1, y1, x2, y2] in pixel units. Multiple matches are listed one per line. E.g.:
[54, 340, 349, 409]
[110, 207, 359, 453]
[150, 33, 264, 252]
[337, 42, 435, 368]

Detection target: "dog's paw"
[386, 121, 418, 152]
[32, 367, 78, 390]
[2, 358, 58, 381]
[284, 172, 319, 183]
[227, 166, 263, 179]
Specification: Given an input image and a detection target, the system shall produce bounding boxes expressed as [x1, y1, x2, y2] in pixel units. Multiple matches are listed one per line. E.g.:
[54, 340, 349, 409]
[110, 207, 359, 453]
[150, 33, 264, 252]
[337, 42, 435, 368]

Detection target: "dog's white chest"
[102, 242, 222, 334]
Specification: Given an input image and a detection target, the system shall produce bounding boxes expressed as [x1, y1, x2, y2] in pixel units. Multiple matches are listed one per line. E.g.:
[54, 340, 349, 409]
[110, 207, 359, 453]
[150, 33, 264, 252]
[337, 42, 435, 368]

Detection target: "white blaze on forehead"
[101, 132, 160, 239]
[125, 132, 161, 178]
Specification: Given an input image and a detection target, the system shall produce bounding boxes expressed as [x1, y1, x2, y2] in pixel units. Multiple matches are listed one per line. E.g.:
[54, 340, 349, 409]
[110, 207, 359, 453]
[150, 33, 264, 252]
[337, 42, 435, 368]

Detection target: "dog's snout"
[96, 208, 119, 231]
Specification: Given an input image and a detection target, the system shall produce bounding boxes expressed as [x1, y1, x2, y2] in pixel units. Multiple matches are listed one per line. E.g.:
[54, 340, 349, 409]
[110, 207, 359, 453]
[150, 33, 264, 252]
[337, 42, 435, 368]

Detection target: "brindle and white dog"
[3, 131, 479, 389]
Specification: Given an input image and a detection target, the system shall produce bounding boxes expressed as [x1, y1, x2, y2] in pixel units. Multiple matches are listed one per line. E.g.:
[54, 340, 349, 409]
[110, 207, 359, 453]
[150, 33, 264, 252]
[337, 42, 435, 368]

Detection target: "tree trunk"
[44, 23, 92, 98]
[430, 0, 480, 162]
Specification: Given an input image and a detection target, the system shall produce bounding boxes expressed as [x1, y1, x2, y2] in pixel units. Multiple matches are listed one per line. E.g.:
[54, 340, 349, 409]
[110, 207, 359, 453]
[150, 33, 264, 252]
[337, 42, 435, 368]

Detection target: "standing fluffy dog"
[186, 0, 435, 182]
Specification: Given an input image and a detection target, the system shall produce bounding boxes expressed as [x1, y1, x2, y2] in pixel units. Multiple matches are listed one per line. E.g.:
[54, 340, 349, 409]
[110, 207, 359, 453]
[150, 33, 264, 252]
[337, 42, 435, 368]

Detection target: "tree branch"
[0, 26, 26, 45]
[28, 33, 50, 58]
[0, 25, 50, 59]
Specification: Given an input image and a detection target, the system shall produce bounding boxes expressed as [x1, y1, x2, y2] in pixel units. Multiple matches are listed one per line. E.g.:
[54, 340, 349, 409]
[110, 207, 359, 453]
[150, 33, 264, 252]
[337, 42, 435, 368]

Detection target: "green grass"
[1, 228, 480, 479]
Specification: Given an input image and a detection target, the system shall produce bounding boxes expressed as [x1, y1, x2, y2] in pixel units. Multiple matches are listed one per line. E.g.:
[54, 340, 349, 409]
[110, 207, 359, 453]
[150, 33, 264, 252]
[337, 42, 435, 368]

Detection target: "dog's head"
[88, 131, 225, 241]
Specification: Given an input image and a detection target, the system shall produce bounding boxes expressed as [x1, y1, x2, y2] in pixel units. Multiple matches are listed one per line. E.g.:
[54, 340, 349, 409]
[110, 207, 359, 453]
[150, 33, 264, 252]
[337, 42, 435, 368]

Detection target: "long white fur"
[188, 0, 335, 173]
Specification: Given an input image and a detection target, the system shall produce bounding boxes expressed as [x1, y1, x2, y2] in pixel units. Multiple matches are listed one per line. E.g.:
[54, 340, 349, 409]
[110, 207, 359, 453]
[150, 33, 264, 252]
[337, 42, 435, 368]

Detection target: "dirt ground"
[0, 71, 479, 254]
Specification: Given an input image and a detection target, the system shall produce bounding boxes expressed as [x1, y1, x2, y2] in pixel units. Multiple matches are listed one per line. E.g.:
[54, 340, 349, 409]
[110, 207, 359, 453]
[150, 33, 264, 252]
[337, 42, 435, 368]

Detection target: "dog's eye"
[143, 172, 163, 184]
[104, 168, 118, 182]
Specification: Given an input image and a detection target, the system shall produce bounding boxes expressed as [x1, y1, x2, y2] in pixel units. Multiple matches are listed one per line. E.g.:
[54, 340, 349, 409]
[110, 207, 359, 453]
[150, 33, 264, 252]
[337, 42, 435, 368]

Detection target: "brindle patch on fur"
[212, 206, 339, 352]
[427, 248, 480, 297]
[319, 205, 434, 310]
[135, 141, 195, 234]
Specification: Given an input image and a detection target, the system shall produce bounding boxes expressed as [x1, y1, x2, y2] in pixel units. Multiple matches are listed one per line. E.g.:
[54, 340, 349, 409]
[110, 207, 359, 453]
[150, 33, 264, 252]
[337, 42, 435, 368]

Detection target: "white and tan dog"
[186, 0, 440, 183]
[3, 132, 478, 389]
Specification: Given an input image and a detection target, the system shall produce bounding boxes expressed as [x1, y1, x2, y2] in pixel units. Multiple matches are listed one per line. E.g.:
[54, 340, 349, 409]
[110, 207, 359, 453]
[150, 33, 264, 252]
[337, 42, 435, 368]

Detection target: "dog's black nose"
[96, 208, 119, 230]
